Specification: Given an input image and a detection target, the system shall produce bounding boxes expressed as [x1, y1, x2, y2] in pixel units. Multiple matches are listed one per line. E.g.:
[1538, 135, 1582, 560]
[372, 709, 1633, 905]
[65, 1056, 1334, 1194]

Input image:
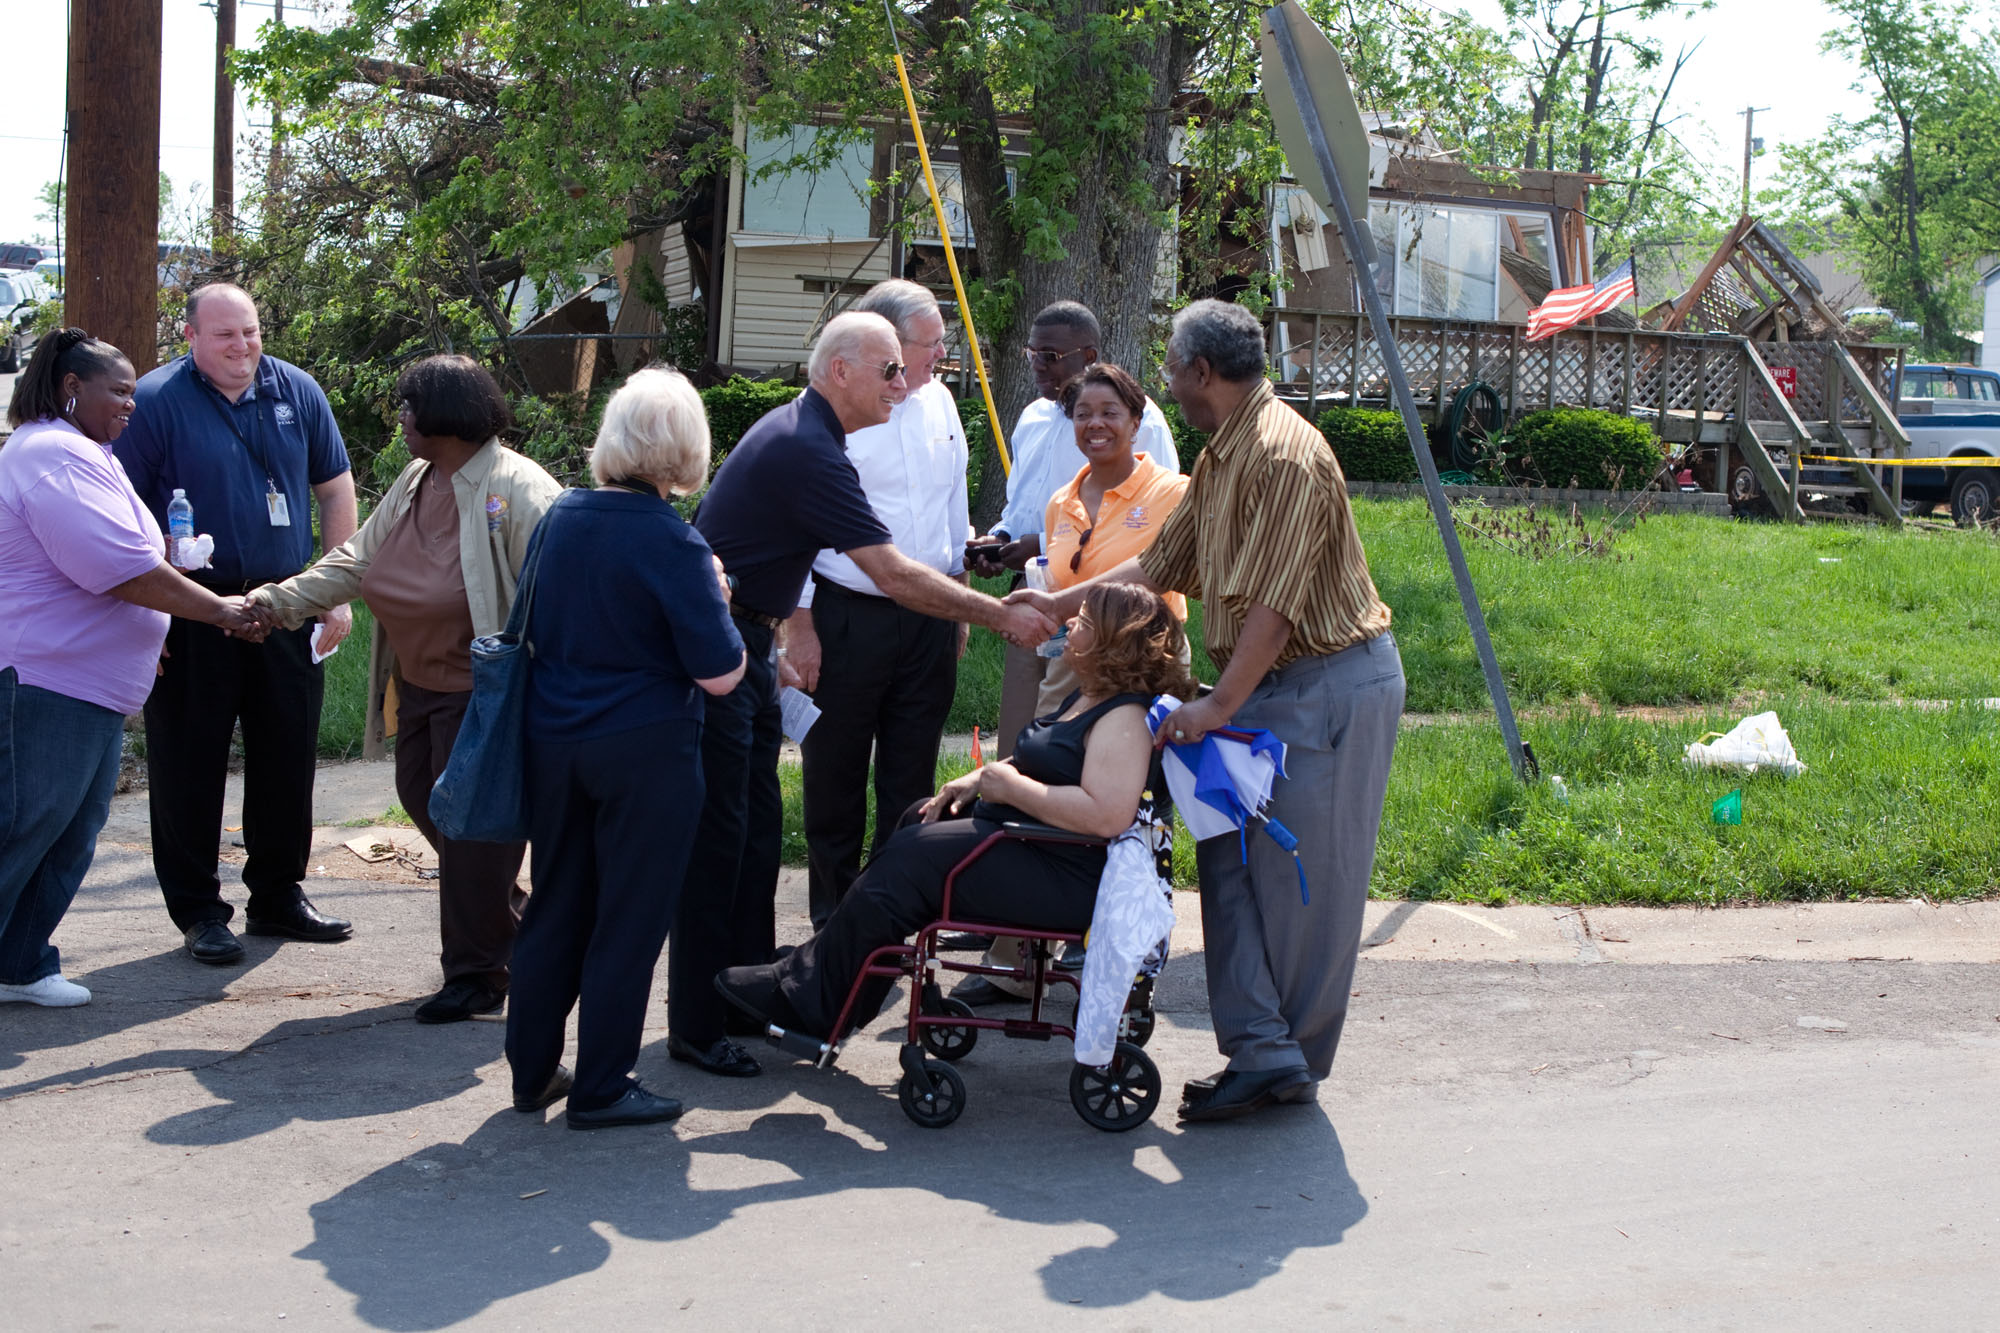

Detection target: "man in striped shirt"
[1010, 299, 1405, 1123]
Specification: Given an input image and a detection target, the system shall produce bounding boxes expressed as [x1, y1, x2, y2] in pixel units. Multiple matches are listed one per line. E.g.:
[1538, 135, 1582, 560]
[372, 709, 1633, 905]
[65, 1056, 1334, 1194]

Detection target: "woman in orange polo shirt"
[1036, 362, 1190, 717]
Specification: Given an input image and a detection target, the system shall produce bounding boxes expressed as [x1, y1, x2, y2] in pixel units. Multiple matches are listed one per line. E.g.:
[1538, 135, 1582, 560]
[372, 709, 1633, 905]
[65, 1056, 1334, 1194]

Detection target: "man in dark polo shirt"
[667, 311, 1054, 1078]
[115, 283, 360, 965]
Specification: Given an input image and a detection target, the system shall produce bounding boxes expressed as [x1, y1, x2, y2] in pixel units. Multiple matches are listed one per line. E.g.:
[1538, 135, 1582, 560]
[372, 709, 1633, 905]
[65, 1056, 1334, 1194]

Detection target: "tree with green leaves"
[1774, 0, 2000, 354]
[231, 0, 1727, 509]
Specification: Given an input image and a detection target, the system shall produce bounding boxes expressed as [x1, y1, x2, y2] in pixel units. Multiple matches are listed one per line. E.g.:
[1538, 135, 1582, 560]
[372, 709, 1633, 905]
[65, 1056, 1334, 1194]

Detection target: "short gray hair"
[590, 367, 711, 494]
[1169, 299, 1267, 382]
[849, 279, 940, 342]
[808, 311, 898, 383]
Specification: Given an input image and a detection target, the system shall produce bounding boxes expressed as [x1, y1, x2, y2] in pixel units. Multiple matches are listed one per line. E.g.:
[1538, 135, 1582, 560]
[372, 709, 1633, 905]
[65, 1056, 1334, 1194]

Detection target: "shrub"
[699, 376, 802, 462]
[1509, 408, 1663, 490]
[1318, 406, 1419, 483]
[1159, 397, 1205, 474]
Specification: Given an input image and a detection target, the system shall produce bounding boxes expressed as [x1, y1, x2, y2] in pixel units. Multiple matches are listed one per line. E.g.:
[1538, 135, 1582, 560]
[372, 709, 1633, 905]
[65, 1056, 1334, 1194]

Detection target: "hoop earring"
[65, 396, 76, 416]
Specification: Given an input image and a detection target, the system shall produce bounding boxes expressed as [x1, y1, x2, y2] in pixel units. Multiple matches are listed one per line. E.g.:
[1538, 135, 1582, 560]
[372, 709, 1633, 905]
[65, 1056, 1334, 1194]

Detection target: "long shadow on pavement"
[295, 1052, 1366, 1327]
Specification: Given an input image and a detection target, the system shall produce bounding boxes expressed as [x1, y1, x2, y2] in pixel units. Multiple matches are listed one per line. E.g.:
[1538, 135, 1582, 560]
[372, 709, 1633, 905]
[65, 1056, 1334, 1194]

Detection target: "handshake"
[212, 596, 283, 643]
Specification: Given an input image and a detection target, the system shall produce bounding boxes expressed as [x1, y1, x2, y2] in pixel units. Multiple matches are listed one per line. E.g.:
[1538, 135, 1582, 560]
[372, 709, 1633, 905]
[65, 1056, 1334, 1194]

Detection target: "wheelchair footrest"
[1001, 1020, 1056, 1041]
[765, 1024, 836, 1067]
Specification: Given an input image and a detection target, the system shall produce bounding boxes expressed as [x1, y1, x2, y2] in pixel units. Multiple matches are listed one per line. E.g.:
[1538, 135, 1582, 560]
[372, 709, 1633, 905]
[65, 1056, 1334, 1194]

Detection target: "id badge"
[266, 489, 292, 527]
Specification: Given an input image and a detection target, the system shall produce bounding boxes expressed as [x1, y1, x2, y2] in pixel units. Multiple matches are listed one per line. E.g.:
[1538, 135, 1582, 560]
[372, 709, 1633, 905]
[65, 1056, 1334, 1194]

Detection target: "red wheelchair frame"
[754, 820, 1163, 1132]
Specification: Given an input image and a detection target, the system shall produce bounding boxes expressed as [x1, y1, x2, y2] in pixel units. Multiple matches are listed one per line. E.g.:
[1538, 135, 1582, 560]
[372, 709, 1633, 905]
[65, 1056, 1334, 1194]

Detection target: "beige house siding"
[725, 238, 893, 371]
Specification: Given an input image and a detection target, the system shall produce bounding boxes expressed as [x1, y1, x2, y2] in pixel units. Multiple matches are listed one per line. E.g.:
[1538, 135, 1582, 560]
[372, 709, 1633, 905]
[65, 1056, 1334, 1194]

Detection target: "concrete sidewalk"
[2, 759, 1996, 1329]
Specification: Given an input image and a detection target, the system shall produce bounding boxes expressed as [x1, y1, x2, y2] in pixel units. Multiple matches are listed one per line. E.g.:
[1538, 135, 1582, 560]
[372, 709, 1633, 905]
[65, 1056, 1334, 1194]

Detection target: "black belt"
[730, 603, 783, 631]
[192, 577, 272, 595]
[810, 574, 893, 605]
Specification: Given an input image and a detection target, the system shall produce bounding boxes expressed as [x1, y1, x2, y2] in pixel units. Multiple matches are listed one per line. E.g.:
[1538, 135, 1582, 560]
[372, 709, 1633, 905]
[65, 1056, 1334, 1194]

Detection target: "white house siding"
[725, 238, 893, 371]
[1983, 267, 2000, 370]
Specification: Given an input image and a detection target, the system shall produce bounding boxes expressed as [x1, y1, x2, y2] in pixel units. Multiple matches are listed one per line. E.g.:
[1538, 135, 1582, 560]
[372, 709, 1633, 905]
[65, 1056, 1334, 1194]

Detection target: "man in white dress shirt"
[967, 301, 1178, 758]
[786, 280, 973, 929]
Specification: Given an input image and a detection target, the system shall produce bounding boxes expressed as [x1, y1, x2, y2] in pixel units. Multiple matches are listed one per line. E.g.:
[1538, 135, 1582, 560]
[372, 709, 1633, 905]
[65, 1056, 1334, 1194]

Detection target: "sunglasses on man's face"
[867, 359, 907, 382]
[1023, 344, 1094, 370]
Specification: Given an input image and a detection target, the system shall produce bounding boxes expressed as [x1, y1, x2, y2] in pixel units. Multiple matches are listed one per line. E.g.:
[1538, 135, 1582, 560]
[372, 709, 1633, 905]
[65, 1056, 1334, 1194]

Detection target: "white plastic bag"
[1683, 711, 1806, 778]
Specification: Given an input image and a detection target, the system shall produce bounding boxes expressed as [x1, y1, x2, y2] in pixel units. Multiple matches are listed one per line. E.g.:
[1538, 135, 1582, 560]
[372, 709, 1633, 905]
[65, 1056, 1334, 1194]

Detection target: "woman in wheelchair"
[716, 581, 1194, 1043]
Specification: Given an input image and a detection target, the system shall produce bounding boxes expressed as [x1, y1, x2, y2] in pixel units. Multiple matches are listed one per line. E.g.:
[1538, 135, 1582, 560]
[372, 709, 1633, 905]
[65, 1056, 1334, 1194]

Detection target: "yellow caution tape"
[1798, 454, 2000, 467]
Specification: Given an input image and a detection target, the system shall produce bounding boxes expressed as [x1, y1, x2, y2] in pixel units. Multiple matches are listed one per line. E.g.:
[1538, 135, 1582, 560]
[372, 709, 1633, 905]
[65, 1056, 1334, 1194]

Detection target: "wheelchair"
[752, 772, 1175, 1132]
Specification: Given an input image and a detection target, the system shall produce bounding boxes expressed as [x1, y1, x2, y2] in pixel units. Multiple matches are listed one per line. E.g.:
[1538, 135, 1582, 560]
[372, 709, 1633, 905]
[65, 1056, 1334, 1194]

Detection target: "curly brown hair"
[1067, 581, 1197, 700]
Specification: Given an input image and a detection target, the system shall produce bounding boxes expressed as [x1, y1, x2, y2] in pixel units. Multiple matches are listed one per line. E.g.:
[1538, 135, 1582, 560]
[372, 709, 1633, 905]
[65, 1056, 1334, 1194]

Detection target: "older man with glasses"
[672, 311, 1055, 1079]
[966, 302, 1178, 766]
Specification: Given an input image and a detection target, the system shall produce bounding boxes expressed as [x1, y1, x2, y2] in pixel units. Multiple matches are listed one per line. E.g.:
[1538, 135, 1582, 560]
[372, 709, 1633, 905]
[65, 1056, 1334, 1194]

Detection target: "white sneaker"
[0, 974, 91, 1006]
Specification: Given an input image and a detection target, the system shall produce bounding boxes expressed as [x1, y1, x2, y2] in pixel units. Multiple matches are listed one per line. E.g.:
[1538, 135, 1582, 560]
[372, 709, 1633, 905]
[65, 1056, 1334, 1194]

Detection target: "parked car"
[0, 242, 54, 272]
[1895, 365, 1999, 524]
[0, 270, 51, 372]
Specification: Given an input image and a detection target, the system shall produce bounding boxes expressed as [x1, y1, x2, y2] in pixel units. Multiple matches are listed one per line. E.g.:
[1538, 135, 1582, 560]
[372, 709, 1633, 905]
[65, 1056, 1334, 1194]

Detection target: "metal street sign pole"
[1260, 1, 1535, 781]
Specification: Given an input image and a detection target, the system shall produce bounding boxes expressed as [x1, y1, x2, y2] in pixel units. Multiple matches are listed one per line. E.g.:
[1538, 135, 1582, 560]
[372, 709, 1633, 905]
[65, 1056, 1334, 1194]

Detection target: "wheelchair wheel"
[898, 1058, 967, 1129]
[919, 996, 979, 1062]
[1120, 1007, 1156, 1048]
[1069, 1042, 1160, 1132]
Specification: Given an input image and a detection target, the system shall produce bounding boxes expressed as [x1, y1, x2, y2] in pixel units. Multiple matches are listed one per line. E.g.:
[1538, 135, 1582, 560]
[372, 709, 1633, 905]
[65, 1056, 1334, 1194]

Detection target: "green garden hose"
[1445, 381, 1504, 473]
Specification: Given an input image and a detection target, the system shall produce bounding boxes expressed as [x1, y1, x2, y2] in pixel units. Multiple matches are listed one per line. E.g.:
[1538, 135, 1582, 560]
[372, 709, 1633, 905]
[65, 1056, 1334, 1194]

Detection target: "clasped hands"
[921, 759, 1022, 822]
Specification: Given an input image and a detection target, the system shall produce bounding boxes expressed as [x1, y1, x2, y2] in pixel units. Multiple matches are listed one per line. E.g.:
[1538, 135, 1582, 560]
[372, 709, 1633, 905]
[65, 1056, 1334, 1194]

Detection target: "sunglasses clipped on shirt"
[1069, 525, 1094, 574]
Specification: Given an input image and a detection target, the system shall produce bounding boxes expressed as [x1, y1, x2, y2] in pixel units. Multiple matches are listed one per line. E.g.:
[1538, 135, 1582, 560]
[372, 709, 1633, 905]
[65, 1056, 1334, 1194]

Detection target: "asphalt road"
[2, 764, 1997, 1330]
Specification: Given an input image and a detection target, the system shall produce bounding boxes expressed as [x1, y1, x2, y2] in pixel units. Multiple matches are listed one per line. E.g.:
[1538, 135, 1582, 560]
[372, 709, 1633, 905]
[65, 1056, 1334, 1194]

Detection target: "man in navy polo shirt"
[116, 283, 360, 965]
[665, 311, 1054, 1078]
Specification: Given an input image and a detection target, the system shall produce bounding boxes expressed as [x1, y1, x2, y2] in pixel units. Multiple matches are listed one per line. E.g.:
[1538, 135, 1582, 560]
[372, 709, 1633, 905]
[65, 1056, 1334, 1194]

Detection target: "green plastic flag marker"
[1712, 788, 1743, 825]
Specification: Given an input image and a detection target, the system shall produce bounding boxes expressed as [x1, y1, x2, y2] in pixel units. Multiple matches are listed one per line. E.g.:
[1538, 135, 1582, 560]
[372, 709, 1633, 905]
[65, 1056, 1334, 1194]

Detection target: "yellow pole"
[883, 9, 1011, 474]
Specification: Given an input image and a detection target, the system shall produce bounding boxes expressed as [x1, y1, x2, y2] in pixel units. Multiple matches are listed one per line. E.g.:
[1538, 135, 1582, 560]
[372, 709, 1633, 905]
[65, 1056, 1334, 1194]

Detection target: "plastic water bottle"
[1024, 557, 1067, 657]
[167, 489, 195, 542]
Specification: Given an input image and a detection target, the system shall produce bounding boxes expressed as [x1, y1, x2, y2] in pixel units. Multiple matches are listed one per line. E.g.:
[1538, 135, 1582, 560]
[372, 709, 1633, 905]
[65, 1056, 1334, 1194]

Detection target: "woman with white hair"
[505, 367, 748, 1130]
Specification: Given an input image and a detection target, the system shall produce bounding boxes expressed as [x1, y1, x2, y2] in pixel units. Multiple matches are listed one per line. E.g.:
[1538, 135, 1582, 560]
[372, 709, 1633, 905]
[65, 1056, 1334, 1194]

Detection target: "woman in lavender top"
[0, 329, 264, 1006]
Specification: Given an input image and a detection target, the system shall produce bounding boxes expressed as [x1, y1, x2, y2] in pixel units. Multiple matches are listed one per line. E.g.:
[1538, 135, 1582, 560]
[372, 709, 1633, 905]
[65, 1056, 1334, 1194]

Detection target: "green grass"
[779, 697, 2000, 902]
[1374, 698, 2000, 903]
[1358, 498, 1999, 712]
[320, 602, 375, 760]
[316, 501, 2000, 902]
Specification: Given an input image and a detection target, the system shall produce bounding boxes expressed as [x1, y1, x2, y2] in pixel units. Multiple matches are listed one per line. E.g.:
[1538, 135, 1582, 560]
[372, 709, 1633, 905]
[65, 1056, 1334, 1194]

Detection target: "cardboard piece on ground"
[344, 832, 423, 863]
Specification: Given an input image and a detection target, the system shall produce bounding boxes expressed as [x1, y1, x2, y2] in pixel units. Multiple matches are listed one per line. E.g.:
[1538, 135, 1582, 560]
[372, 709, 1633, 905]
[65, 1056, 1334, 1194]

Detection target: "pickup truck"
[1798, 363, 2000, 524]
[1895, 364, 2000, 524]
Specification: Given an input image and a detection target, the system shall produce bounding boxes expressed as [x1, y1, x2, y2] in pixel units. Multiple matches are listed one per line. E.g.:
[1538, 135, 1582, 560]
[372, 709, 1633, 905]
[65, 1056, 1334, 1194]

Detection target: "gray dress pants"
[1196, 631, 1403, 1079]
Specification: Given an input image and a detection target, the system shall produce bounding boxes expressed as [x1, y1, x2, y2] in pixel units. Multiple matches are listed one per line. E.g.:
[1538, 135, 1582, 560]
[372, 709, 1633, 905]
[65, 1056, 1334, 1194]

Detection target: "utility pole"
[265, 0, 285, 233]
[67, 0, 165, 374]
[1740, 105, 1769, 219]
[213, 0, 236, 239]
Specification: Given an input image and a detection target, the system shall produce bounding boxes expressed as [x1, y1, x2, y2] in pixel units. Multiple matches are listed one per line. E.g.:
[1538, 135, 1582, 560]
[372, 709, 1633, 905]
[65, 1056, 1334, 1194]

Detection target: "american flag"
[1525, 258, 1636, 341]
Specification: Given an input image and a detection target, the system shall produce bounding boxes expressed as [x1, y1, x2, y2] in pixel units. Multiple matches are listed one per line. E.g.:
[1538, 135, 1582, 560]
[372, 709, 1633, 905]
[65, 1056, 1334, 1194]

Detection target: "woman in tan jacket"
[250, 354, 562, 1023]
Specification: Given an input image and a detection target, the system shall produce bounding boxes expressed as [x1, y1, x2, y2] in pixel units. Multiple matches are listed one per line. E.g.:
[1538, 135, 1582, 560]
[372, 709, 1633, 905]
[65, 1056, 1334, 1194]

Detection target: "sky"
[1, 0, 1878, 247]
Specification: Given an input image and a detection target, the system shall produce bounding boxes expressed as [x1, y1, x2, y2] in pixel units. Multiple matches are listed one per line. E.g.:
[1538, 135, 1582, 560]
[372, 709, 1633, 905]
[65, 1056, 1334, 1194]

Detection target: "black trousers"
[144, 616, 322, 930]
[776, 805, 1102, 1037]
[506, 718, 704, 1111]
[393, 678, 528, 989]
[801, 583, 958, 929]
[670, 618, 781, 1047]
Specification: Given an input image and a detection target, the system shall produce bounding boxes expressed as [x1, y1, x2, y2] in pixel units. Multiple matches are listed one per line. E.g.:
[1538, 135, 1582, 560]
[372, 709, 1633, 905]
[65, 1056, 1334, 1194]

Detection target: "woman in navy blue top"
[506, 369, 746, 1131]
[716, 583, 1194, 1043]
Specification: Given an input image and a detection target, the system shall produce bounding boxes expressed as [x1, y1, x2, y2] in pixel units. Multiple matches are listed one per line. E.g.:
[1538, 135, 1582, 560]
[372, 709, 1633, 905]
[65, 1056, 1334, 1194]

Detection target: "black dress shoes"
[183, 920, 245, 965]
[245, 898, 353, 943]
[566, 1084, 684, 1130]
[514, 1065, 574, 1113]
[415, 977, 506, 1024]
[668, 1034, 762, 1078]
[1177, 1066, 1315, 1123]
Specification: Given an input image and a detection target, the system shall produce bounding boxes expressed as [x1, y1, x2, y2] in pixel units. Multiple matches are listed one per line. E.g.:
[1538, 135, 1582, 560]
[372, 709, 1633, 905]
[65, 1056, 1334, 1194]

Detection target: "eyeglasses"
[1068, 526, 1094, 574]
[1023, 344, 1095, 370]
[1160, 356, 1186, 377]
[867, 359, 907, 382]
